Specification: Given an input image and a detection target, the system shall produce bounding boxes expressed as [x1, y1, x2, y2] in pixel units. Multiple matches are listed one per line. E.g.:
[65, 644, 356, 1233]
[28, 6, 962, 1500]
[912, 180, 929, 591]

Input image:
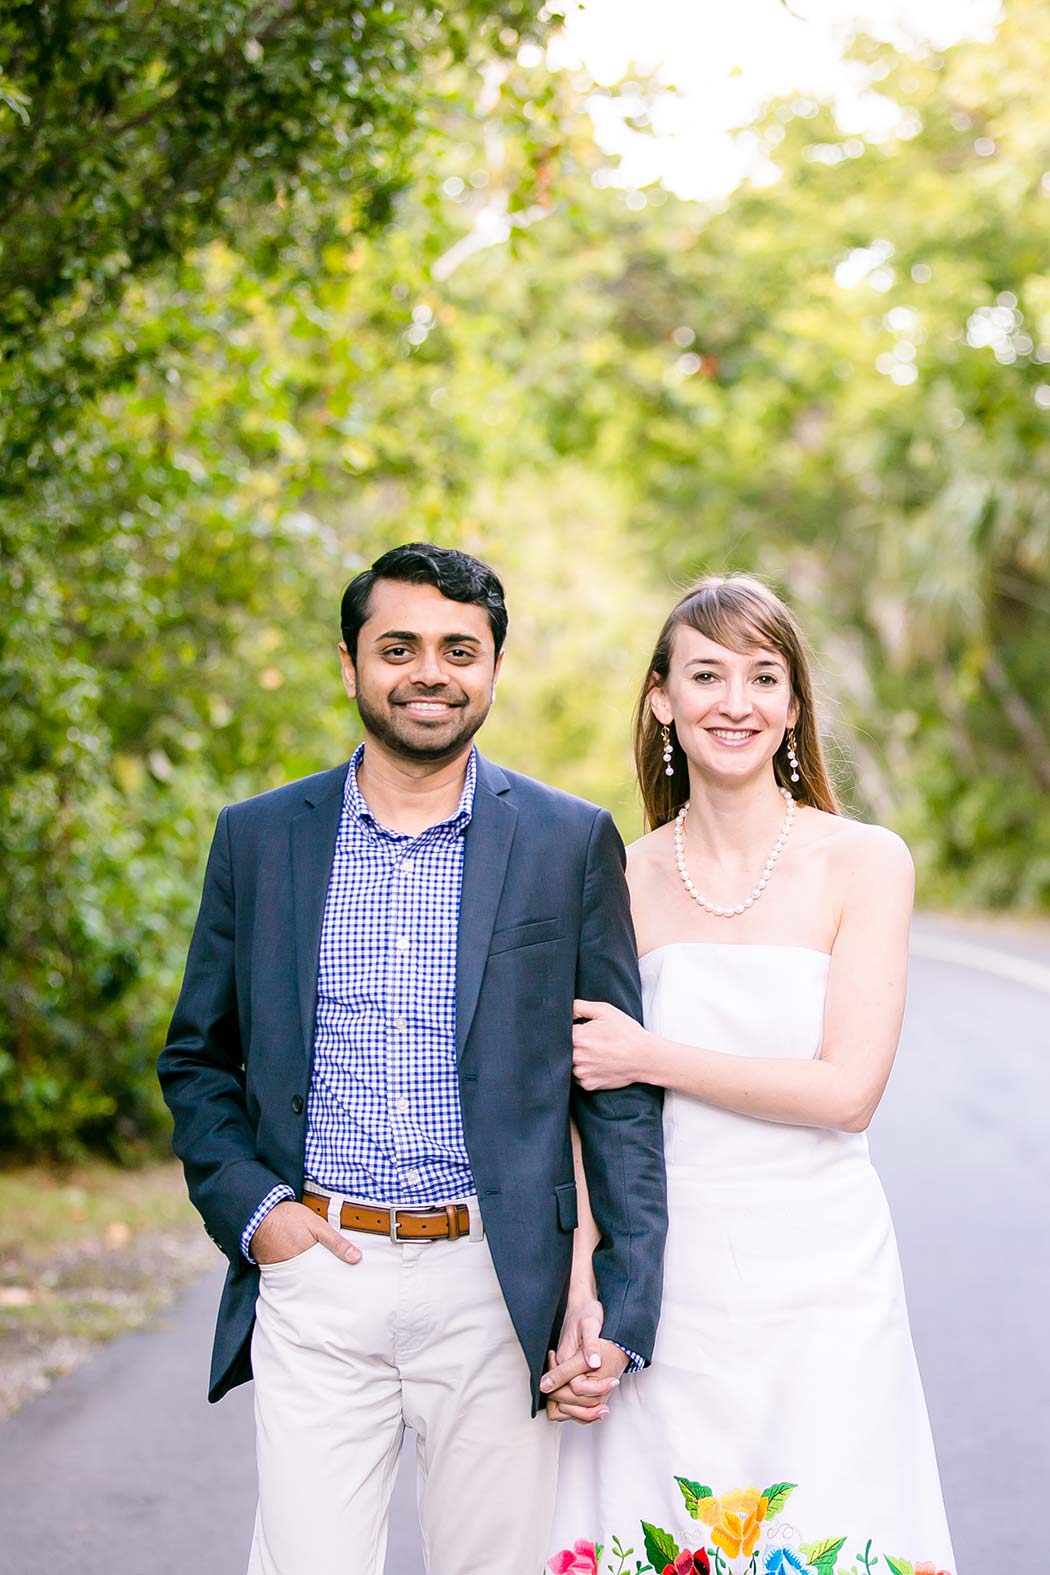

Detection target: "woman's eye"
[756, 674, 779, 685]
[693, 671, 717, 683]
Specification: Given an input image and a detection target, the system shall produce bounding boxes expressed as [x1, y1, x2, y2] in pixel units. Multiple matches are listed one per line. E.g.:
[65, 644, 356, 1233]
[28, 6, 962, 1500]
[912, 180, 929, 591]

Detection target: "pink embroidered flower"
[549, 1541, 598, 1575]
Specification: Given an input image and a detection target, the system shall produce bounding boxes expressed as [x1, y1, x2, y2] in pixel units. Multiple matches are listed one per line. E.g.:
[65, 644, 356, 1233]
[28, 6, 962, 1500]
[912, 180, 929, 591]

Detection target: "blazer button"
[291, 1094, 304, 1115]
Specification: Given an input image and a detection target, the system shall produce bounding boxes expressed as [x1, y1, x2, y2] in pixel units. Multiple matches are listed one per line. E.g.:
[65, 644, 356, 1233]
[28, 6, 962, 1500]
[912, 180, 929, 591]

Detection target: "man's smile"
[394, 697, 463, 721]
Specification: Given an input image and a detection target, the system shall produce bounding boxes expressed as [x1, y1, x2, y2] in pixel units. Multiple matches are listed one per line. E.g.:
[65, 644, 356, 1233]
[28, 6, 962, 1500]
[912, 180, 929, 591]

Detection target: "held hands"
[572, 999, 652, 1091]
[542, 1292, 628, 1424]
[250, 1200, 362, 1267]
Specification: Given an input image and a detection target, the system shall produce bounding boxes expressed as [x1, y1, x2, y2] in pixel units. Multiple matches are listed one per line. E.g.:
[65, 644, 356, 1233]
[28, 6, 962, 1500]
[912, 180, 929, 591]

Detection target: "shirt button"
[394, 1016, 407, 1032]
[406, 1169, 421, 1185]
[401, 859, 413, 873]
[396, 1096, 409, 1114]
[396, 937, 409, 951]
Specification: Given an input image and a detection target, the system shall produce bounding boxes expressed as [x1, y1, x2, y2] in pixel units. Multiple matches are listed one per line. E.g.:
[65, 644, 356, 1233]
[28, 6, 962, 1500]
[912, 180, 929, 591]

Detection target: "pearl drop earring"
[787, 727, 801, 784]
[661, 724, 675, 777]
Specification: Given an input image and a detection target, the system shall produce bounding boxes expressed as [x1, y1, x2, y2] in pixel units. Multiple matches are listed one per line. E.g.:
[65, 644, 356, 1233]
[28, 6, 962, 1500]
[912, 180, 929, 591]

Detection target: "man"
[159, 543, 667, 1575]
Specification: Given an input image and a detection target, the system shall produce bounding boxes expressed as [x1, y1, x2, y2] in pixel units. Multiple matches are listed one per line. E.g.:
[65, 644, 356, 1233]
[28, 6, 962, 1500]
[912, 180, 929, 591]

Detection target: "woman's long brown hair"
[634, 574, 841, 830]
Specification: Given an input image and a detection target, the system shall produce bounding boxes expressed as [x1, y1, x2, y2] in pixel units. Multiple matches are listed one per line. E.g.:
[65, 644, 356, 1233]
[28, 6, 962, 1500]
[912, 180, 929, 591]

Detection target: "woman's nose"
[719, 685, 752, 719]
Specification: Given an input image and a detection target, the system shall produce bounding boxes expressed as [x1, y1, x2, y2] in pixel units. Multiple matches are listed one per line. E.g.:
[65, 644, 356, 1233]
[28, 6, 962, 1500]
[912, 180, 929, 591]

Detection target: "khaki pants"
[246, 1195, 560, 1575]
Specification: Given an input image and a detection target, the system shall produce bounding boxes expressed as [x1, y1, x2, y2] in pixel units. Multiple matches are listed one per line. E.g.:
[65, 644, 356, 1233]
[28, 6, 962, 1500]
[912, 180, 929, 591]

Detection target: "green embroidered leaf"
[595, 1547, 603, 1567]
[641, 1522, 679, 1570]
[800, 1537, 847, 1573]
[884, 1560, 914, 1575]
[760, 1482, 797, 1517]
[674, 1476, 714, 1517]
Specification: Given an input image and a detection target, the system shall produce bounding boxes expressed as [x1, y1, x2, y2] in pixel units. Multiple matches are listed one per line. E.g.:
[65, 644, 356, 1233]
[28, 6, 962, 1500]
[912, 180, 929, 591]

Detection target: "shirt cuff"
[611, 1342, 645, 1374]
[240, 1184, 296, 1263]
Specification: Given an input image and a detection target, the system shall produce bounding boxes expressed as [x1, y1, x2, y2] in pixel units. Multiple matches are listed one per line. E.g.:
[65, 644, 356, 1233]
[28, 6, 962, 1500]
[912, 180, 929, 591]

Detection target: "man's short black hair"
[340, 542, 508, 662]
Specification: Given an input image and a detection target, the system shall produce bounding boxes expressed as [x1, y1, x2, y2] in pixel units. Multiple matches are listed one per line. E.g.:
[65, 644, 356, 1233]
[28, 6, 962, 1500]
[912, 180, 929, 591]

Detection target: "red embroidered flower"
[549, 1542, 598, 1575]
[663, 1551, 711, 1575]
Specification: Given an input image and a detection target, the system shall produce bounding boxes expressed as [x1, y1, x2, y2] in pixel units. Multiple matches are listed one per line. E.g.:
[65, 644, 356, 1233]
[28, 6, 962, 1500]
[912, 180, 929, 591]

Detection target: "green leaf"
[760, 1483, 796, 1517]
[884, 1560, 914, 1575]
[800, 1538, 847, 1574]
[675, 1476, 714, 1517]
[641, 1522, 679, 1571]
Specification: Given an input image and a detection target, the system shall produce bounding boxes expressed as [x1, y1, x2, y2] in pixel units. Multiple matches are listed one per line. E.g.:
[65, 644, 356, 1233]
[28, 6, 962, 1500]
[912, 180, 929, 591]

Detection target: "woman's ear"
[648, 685, 673, 727]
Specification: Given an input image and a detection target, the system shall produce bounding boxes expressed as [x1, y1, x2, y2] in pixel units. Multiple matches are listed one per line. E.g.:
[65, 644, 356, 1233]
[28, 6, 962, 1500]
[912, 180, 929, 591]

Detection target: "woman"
[547, 575, 955, 1575]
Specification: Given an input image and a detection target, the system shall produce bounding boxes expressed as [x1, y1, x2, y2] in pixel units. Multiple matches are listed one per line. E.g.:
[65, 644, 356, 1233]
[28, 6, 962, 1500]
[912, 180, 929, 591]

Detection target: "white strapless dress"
[550, 944, 955, 1575]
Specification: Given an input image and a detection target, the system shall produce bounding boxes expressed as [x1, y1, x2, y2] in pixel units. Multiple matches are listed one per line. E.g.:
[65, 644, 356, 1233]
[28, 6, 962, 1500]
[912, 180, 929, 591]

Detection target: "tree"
[4, 0, 1048, 1159]
[0, 1, 562, 1158]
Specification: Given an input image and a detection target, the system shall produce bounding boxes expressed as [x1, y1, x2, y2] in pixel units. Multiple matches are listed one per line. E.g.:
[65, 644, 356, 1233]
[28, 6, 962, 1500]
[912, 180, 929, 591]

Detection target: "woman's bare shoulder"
[629, 825, 676, 863]
[626, 822, 675, 869]
[801, 812, 914, 901]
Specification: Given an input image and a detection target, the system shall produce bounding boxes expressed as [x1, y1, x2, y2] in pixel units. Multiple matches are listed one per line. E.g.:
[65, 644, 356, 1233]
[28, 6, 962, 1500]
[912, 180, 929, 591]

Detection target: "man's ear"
[338, 641, 357, 700]
[491, 647, 505, 700]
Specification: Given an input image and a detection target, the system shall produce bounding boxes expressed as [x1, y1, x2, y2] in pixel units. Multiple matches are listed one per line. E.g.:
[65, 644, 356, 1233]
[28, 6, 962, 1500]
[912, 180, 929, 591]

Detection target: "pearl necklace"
[673, 787, 796, 917]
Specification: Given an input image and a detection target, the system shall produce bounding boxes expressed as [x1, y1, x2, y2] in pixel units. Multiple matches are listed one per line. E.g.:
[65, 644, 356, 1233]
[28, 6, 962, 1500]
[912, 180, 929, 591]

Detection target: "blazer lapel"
[290, 765, 348, 1064]
[456, 757, 517, 1059]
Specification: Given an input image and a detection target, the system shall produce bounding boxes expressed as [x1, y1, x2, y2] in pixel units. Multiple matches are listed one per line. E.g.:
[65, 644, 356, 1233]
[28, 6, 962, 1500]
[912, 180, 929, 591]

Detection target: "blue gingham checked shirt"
[241, 743, 476, 1254]
[239, 745, 643, 1371]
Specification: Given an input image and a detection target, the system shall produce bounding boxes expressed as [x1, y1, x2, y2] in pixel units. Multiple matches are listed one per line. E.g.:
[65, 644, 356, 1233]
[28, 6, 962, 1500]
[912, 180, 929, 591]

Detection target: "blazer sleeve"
[571, 809, 668, 1363]
[157, 808, 288, 1260]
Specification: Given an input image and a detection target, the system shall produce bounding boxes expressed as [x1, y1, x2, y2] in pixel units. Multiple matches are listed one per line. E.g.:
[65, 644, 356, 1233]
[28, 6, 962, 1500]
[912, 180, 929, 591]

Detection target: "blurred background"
[1, 0, 1048, 1566]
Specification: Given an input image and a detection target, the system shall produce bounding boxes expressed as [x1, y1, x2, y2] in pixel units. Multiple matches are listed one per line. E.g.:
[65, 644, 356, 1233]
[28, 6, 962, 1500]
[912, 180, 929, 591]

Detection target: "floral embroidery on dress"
[547, 1475, 954, 1575]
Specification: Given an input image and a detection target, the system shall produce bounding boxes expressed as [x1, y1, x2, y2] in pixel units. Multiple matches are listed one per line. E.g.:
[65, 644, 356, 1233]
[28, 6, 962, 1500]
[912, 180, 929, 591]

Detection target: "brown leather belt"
[302, 1192, 470, 1242]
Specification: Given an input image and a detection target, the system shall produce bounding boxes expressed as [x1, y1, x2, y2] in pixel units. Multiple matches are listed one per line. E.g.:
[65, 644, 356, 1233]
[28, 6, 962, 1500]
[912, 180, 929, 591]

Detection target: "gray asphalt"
[1, 914, 1046, 1575]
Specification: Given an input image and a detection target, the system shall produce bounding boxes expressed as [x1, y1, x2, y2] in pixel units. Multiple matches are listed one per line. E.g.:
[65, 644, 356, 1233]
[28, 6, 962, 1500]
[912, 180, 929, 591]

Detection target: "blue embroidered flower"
[764, 1550, 809, 1574]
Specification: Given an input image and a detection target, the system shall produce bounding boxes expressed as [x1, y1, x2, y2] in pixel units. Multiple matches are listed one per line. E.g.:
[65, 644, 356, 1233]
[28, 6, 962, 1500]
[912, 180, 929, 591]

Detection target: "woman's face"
[650, 624, 798, 785]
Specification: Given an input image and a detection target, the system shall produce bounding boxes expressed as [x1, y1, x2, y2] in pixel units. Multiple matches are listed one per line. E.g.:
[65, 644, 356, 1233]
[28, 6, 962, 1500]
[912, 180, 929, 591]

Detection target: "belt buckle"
[389, 1208, 404, 1244]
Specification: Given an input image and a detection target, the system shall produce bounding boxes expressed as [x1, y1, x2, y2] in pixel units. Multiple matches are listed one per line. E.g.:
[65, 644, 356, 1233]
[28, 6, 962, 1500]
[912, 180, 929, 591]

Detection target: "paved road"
[1, 915, 1046, 1575]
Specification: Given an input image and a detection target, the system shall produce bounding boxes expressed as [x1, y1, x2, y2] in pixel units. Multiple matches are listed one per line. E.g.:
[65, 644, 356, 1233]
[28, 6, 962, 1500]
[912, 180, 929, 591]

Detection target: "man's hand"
[541, 1338, 628, 1424]
[250, 1200, 362, 1266]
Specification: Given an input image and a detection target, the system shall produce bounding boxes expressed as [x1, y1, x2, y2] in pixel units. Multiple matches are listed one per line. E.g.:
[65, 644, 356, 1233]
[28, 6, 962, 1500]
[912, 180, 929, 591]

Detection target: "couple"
[159, 543, 956, 1575]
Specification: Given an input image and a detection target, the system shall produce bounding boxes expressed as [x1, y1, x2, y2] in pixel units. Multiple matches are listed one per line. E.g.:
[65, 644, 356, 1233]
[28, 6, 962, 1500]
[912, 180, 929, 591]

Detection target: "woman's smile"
[706, 726, 759, 748]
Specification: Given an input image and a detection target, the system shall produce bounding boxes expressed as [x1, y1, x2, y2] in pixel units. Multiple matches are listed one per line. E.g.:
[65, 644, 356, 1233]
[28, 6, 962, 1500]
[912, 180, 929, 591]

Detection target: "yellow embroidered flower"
[694, 1496, 723, 1528]
[708, 1487, 769, 1560]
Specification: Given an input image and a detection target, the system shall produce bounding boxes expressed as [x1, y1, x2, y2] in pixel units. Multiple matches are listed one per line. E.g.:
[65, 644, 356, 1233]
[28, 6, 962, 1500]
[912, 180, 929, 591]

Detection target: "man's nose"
[413, 649, 449, 686]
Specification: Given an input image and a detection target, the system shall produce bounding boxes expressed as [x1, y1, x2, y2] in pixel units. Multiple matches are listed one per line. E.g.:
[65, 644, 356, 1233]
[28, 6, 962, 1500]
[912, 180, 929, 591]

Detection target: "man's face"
[339, 578, 503, 763]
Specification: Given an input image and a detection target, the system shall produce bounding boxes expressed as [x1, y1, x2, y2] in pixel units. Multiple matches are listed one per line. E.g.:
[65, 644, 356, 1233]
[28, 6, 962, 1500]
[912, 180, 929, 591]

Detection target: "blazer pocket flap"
[488, 918, 563, 956]
[554, 1182, 579, 1231]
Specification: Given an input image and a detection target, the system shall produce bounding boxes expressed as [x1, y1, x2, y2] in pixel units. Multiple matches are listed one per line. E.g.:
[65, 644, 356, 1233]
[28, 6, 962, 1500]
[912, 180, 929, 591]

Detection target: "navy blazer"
[158, 753, 668, 1410]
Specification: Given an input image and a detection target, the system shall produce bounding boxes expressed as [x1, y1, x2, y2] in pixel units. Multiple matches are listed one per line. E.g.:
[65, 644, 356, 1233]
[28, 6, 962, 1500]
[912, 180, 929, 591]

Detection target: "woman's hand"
[544, 1292, 626, 1425]
[554, 1290, 604, 1373]
[572, 1000, 653, 1090]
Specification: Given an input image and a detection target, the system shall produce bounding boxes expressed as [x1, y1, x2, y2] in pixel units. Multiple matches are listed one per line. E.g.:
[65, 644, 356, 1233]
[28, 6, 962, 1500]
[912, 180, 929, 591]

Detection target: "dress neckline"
[638, 940, 833, 966]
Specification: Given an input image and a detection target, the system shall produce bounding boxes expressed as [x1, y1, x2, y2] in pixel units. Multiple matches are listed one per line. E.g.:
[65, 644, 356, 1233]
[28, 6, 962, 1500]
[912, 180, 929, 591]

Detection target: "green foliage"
[2, 0, 1049, 1158]
[0, 0, 558, 1159]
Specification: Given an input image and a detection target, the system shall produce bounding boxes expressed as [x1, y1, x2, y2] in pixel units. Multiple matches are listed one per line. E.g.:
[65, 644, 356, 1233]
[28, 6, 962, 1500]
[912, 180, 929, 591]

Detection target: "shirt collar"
[344, 742, 477, 834]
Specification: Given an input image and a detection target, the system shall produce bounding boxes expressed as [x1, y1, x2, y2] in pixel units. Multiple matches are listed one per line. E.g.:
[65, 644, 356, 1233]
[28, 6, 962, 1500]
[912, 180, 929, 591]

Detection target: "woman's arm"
[573, 827, 914, 1135]
[545, 1121, 616, 1425]
[567, 1118, 601, 1304]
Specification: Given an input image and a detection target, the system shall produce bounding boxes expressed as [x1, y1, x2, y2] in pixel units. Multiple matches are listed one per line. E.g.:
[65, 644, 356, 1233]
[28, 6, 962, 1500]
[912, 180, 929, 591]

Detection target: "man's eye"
[383, 646, 410, 657]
